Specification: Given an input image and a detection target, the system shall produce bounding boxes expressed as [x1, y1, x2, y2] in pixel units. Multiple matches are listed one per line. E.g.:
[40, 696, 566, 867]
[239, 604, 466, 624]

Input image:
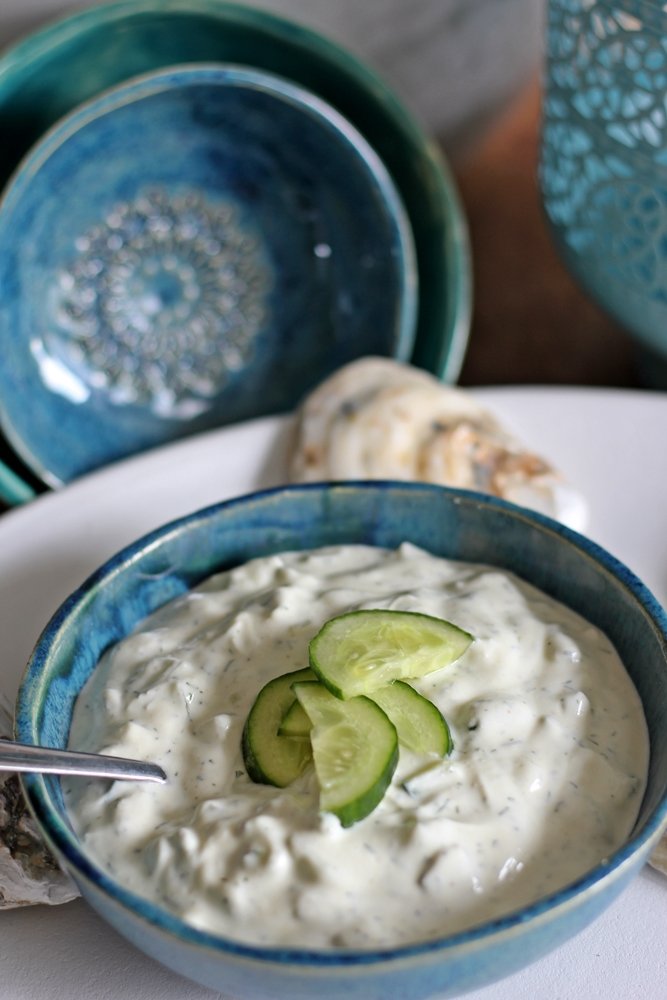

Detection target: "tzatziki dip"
[65, 543, 649, 949]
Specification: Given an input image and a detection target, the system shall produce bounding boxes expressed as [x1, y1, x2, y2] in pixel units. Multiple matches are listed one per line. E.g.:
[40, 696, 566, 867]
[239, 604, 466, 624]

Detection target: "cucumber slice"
[369, 681, 453, 756]
[309, 609, 472, 699]
[293, 681, 398, 827]
[241, 667, 315, 786]
[278, 699, 313, 741]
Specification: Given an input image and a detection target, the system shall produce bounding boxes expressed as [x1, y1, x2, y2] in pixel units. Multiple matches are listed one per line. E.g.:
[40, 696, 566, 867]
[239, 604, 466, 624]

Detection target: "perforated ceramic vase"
[540, 0, 667, 379]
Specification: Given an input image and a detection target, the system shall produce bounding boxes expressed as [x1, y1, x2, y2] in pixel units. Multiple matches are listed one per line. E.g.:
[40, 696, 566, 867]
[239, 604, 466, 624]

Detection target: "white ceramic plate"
[1, 387, 666, 1000]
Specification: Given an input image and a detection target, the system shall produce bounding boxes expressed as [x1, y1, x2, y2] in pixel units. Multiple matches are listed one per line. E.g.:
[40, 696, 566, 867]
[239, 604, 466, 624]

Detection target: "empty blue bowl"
[15, 482, 667, 1000]
[0, 0, 471, 383]
[0, 0, 473, 508]
[0, 63, 417, 486]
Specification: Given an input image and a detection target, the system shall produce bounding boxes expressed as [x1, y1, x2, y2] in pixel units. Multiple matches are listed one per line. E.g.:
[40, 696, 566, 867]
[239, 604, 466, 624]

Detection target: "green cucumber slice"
[369, 681, 453, 756]
[309, 609, 472, 698]
[241, 667, 315, 786]
[293, 681, 398, 827]
[278, 699, 312, 741]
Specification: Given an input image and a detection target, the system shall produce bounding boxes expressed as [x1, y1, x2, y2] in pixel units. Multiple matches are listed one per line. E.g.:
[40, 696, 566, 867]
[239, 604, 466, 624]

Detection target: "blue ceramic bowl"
[16, 483, 667, 1000]
[0, 0, 470, 384]
[0, 0, 472, 506]
[0, 63, 417, 487]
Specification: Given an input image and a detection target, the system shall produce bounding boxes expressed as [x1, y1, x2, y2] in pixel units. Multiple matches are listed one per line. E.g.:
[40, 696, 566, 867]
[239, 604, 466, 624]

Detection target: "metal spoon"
[0, 739, 166, 783]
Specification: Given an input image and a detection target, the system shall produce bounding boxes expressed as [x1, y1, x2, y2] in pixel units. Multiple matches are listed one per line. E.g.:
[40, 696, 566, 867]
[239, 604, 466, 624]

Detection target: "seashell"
[290, 357, 588, 531]
[0, 694, 79, 908]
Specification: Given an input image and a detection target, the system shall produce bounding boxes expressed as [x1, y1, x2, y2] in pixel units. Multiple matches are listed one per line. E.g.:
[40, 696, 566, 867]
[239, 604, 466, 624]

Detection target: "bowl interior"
[0, 0, 471, 385]
[0, 64, 416, 486]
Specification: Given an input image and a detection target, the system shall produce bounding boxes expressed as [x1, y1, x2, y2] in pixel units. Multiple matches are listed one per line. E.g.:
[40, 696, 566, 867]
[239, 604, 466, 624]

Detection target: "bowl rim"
[0, 0, 472, 384]
[0, 59, 418, 490]
[16, 481, 667, 968]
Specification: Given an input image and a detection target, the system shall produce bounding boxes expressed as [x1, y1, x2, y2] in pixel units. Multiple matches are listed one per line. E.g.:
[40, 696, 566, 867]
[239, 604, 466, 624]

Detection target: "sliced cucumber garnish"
[241, 667, 315, 786]
[280, 680, 451, 755]
[309, 609, 472, 698]
[278, 699, 312, 741]
[369, 680, 453, 756]
[293, 681, 398, 828]
[242, 609, 470, 825]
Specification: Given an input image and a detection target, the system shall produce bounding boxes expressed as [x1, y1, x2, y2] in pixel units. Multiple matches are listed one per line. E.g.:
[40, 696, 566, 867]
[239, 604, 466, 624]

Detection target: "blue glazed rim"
[15, 481, 667, 970]
[0, 61, 418, 490]
[0, 454, 37, 506]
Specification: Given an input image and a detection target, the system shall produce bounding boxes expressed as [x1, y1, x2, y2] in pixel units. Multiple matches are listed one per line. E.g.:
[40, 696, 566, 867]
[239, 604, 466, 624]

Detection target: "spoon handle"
[0, 739, 166, 783]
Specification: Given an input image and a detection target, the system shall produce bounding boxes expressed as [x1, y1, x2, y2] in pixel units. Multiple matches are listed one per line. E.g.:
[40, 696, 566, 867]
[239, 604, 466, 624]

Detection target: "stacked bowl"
[0, 0, 472, 504]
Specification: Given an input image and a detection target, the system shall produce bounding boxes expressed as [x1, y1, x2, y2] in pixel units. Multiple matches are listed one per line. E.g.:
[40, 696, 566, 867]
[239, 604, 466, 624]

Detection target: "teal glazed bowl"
[0, 63, 417, 486]
[0, 0, 471, 507]
[0, 0, 471, 384]
[16, 483, 667, 1000]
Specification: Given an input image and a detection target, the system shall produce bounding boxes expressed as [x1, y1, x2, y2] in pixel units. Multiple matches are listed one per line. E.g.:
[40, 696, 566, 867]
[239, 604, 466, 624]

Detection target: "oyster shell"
[290, 357, 588, 530]
[0, 694, 79, 908]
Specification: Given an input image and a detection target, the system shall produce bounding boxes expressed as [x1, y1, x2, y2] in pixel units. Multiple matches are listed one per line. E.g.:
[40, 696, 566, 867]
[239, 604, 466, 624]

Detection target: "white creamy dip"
[66, 544, 649, 949]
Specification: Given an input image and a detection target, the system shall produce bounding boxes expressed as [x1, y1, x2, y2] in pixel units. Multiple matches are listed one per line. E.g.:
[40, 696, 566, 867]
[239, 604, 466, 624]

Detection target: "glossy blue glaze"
[0, 0, 471, 388]
[0, 452, 37, 506]
[540, 0, 667, 379]
[0, 0, 473, 505]
[0, 64, 416, 487]
[16, 483, 667, 1000]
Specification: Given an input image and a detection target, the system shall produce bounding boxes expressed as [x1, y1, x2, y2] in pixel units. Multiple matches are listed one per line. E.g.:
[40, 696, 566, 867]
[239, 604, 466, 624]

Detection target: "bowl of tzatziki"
[15, 482, 667, 1000]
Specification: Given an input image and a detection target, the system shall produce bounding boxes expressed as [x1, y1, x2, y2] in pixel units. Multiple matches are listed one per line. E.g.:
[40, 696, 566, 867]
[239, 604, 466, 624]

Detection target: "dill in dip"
[65, 543, 649, 949]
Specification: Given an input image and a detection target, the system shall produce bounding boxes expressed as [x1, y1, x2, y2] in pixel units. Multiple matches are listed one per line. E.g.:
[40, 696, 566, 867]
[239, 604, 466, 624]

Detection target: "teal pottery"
[540, 0, 667, 381]
[0, 0, 471, 385]
[0, 64, 416, 486]
[0, 0, 473, 503]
